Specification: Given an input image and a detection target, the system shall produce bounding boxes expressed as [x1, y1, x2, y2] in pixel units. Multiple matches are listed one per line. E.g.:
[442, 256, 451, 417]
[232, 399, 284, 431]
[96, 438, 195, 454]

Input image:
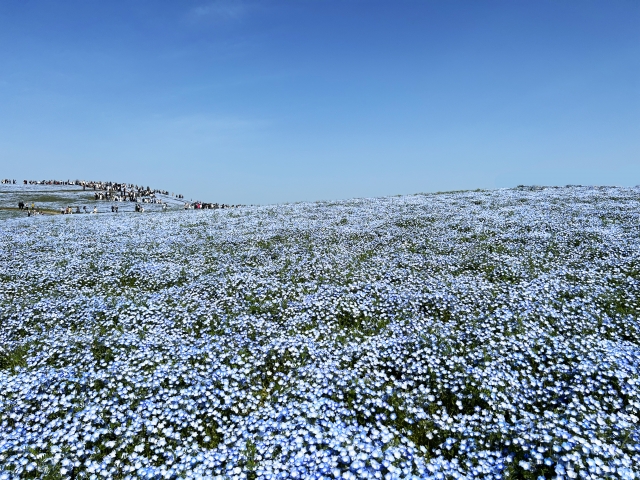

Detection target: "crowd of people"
[6, 178, 243, 216]
[83, 182, 171, 204]
[17, 202, 44, 216]
[21, 179, 73, 185]
[184, 202, 240, 210]
[14, 179, 179, 199]
[93, 190, 164, 204]
[60, 206, 99, 214]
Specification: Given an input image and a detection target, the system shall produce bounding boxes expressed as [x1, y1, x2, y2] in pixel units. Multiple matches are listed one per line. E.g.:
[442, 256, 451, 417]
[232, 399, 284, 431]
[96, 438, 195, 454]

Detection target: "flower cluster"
[0, 185, 638, 479]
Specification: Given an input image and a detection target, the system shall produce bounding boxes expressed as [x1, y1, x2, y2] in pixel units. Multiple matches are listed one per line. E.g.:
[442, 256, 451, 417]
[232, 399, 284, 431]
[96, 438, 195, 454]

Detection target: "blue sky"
[0, 1, 638, 204]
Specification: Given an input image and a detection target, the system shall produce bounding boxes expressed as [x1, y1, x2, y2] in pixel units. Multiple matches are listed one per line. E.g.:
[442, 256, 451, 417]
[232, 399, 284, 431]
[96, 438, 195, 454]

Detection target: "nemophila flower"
[0, 186, 639, 478]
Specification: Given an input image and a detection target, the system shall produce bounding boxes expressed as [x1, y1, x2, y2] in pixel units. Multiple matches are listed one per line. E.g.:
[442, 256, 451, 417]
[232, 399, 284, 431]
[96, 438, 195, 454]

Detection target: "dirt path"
[0, 207, 60, 215]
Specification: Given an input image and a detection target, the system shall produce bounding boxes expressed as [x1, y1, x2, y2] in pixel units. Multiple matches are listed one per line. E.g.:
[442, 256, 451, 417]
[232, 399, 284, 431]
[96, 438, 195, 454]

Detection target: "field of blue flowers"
[1, 185, 639, 479]
[0, 184, 184, 220]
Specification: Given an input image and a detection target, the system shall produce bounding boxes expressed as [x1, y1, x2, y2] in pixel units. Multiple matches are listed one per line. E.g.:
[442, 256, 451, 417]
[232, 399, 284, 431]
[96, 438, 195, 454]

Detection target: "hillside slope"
[1, 186, 639, 479]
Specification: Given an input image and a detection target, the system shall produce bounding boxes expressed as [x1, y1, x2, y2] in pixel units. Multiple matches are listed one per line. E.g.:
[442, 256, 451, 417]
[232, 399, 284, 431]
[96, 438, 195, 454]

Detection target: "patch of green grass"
[0, 342, 30, 371]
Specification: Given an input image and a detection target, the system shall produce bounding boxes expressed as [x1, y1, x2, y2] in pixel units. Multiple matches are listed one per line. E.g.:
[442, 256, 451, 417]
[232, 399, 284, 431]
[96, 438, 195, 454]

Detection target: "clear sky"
[0, 1, 638, 204]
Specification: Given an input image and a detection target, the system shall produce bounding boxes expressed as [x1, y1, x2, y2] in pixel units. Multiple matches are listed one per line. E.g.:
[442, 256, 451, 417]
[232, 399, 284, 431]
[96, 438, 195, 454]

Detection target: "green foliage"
[0, 342, 29, 371]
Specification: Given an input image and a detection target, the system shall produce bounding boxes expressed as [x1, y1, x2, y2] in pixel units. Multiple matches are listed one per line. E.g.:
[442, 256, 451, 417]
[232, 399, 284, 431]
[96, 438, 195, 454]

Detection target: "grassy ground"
[0, 206, 60, 215]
